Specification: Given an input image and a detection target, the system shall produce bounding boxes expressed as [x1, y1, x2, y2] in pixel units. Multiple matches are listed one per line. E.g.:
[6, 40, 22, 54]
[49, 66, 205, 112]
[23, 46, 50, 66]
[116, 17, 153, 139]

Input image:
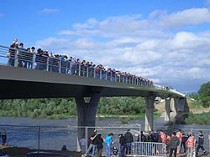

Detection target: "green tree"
[198, 82, 210, 107]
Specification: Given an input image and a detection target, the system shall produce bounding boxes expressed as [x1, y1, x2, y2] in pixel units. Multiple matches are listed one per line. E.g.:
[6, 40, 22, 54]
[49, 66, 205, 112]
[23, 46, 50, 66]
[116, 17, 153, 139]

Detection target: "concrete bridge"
[0, 45, 188, 137]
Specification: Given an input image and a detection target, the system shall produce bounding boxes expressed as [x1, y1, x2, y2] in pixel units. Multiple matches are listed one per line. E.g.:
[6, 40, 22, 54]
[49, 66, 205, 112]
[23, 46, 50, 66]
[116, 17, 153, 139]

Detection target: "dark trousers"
[180, 142, 186, 152]
[126, 143, 132, 154]
[196, 145, 206, 154]
[169, 148, 177, 157]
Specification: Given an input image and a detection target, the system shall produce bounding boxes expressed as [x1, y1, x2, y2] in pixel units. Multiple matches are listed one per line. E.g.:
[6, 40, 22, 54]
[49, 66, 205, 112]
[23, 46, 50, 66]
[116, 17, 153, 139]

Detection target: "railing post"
[93, 68, 96, 78]
[46, 57, 49, 72]
[14, 49, 18, 67]
[78, 63, 81, 76]
[100, 69, 102, 79]
[32, 52, 35, 69]
[69, 61, 72, 74]
[59, 59, 61, 73]
[37, 126, 40, 152]
[110, 72, 112, 81]
[86, 66, 89, 77]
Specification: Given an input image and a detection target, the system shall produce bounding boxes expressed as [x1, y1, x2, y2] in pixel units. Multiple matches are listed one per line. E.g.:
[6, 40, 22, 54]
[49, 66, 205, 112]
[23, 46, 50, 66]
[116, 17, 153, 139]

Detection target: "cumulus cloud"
[158, 8, 210, 28]
[36, 8, 210, 92]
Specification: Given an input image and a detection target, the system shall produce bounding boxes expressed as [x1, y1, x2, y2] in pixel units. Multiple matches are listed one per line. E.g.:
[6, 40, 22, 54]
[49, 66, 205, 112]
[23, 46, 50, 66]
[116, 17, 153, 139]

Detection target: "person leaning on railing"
[8, 39, 18, 66]
[6, 39, 155, 87]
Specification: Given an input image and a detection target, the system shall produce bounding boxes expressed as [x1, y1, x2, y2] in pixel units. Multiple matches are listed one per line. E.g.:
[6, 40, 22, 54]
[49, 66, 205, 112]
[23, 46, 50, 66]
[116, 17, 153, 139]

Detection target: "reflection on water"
[0, 117, 210, 151]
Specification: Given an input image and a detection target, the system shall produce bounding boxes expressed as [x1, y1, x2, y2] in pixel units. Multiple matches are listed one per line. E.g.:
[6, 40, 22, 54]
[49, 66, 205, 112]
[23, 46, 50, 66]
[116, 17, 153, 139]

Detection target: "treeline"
[0, 97, 146, 119]
[188, 81, 210, 107]
[185, 81, 210, 125]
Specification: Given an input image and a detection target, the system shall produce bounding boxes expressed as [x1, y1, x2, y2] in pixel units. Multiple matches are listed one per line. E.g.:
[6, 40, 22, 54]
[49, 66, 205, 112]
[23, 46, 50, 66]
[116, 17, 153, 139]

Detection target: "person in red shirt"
[159, 130, 166, 144]
[186, 132, 196, 157]
[176, 130, 182, 154]
[166, 134, 171, 153]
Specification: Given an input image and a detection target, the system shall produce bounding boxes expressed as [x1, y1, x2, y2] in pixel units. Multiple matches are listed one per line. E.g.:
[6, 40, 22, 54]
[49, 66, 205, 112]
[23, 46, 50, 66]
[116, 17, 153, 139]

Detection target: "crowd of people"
[81, 129, 134, 157]
[80, 129, 209, 157]
[7, 38, 154, 87]
[139, 129, 208, 157]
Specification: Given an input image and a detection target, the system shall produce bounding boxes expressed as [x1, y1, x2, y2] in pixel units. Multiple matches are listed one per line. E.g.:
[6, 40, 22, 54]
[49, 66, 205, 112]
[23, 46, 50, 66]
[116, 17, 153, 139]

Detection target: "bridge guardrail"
[0, 45, 154, 87]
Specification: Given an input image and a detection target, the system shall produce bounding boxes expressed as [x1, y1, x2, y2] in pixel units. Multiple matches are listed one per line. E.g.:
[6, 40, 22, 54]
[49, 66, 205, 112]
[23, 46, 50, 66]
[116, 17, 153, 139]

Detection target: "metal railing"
[131, 142, 167, 157]
[0, 124, 79, 151]
[0, 44, 185, 95]
[0, 45, 154, 87]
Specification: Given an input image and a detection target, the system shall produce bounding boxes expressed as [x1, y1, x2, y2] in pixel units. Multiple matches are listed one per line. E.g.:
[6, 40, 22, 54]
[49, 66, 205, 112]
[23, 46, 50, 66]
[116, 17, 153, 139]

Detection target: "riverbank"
[1, 146, 209, 157]
[1, 146, 81, 157]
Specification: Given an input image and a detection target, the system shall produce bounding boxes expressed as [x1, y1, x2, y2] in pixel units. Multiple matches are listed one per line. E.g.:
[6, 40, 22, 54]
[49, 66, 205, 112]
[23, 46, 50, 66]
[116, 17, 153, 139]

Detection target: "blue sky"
[1, 0, 210, 93]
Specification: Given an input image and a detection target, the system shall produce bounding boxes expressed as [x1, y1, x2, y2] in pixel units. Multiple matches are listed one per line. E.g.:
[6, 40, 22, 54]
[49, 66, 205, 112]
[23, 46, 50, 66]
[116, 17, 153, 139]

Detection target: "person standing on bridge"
[169, 132, 180, 157]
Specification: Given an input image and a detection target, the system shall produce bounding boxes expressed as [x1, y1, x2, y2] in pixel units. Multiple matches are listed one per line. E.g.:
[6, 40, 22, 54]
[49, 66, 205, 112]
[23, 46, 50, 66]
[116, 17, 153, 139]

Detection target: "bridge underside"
[0, 65, 178, 99]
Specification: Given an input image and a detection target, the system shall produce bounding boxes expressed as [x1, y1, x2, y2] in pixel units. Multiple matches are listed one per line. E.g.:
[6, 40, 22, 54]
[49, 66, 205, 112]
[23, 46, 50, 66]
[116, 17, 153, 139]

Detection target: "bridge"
[0, 44, 187, 137]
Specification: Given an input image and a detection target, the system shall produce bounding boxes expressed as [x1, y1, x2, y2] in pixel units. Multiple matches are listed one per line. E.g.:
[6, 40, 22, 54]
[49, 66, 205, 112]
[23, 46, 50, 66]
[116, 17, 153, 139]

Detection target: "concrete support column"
[75, 92, 101, 139]
[145, 96, 155, 132]
[174, 97, 188, 124]
[165, 98, 171, 123]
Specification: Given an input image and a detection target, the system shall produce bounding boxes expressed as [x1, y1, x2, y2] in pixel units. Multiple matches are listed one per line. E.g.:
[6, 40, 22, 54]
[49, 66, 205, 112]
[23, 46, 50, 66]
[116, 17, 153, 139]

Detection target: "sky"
[1, 0, 210, 94]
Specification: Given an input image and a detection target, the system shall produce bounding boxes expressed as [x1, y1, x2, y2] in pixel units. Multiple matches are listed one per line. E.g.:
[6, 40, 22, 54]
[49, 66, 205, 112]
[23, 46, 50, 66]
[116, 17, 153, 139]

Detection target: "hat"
[31, 47, 35, 50]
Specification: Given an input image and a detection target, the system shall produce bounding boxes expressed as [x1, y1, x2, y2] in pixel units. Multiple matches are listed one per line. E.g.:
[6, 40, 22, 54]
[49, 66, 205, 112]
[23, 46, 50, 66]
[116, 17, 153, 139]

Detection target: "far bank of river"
[0, 116, 210, 151]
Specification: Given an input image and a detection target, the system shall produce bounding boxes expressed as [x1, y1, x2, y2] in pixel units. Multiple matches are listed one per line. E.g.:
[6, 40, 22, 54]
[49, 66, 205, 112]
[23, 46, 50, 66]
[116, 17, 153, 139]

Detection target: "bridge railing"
[0, 44, 156, 88]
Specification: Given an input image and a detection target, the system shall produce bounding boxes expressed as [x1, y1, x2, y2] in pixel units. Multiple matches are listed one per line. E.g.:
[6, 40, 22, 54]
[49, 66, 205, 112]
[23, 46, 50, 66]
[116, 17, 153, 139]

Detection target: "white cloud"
[40, 8, 59, 14]
[36, 8, 210, 92]
[158, 8, 210, 28]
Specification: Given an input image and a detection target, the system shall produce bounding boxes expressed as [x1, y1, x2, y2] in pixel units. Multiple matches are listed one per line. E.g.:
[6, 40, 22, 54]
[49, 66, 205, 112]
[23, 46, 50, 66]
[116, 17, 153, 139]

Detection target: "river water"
[0, 117, 210, 152]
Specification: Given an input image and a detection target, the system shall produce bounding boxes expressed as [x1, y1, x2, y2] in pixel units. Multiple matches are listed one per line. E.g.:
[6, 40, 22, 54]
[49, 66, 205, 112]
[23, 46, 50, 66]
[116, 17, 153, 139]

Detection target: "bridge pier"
[145, 96, 155, 132]
[75, 92, 101, 139]
[174, 97, 188, 123]
[165, 98, 171, 123]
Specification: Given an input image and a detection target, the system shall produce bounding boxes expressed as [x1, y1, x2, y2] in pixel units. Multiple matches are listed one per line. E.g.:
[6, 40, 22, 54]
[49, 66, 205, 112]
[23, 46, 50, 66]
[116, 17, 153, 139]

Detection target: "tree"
[198, 82, 210, 107]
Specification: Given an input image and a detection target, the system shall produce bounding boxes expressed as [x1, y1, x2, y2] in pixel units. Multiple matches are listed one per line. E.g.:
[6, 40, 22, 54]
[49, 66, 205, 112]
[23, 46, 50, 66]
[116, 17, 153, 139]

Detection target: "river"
[0, 117, 209, 152]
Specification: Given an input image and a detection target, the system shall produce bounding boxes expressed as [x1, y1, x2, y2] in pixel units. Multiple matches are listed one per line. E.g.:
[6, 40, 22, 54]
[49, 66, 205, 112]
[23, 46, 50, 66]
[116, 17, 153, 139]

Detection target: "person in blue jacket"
[105, 133, 114, 157]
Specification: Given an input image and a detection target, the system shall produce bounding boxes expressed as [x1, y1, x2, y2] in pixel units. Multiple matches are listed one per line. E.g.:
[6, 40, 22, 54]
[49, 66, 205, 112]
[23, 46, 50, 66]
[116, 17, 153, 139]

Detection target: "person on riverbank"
[124, 129, 133, 154]
[84, 129, 98, 157]
[80, 136, 87, 154]
[95, 134, 103, 157]
[196, 130, 207, 156]
[105, 133, 114, 157]
[1, 129, 7, 145]
[159, 130, 166, 144]
[186, 132, 196, 157]
[119, 134, 126, 157]
[176, 129, 182, 154]
[61, 145, 68, 151]
[166, 134, 171, 154]
[180, 131, 188, 153]
[169, 132, 180, 157]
